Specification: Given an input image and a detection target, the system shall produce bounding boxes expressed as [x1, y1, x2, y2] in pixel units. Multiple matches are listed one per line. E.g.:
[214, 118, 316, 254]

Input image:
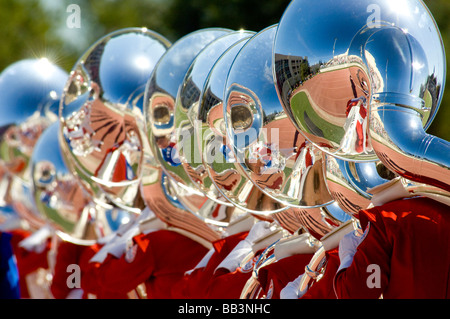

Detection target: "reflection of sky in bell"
[188, 31, 255, 97]
[226, 25, 281, 118]
[152, 29, 231, 99]
[344, 161, 388, 194]
[326, 202, 352, 223]
[276, 0, 445, 77]
[206, 39, 249, 102]
[0, 59, 68, 126]
[99, 32, 168, 106]
[32, 122, 69, 176]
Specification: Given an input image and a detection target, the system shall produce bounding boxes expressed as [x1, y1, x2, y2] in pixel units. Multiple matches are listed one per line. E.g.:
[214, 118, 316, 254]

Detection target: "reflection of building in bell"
[199, 87, 221, 121]
[274, 54, 318, 108]
[180, 77, 201, 111]
[84, 41, 106, 90]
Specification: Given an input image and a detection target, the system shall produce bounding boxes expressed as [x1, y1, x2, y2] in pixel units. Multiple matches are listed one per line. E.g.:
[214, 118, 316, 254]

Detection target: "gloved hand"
[185, 248, 215, 275]
[214, 221, 272, 273]
[245, 221, 273, 244]
[280, 274, 307, 299]
[18, 224, 53, 253]
[338, 230, 365, 272]
[90, 225, 140, 263]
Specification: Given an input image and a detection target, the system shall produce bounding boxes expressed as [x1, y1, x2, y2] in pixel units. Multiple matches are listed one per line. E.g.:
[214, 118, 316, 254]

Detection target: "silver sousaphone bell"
[175, 30, 255, 210]
[199, 26, 288, 217]
[274, 0, 448, 194]
[31, 121, 132, 245]
[142, 28, 237, 244]
[0, 58, 68, 229]
[274, 0, 448, 295]
[59, 28, 171, 214]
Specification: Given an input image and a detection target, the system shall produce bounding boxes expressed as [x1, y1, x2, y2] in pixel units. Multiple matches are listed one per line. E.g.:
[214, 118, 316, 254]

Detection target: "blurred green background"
[0, 0, 448, 140]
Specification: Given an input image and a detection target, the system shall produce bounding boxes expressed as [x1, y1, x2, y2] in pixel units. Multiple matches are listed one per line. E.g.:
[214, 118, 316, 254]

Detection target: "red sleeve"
[204, 269, 252, 299]
[171, 231, 249, 299]
[95, 232, 156, 295]
[301, 248, 339, 299]
[333, 209, 391, 299]
[51, 241, 82, 299]
[258, 253, 313, 299]
[9, 229, 50, 275]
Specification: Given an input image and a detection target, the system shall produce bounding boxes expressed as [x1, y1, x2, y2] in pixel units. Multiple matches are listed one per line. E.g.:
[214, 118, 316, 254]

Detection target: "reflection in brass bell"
[231, 105, 253, 131]
[224, 25, 333, 209]
[273, 0, 446, 164]
[31, 122, 132, 245]
[141, 29, 238, 242]
[153, 105, 172, 125]
[323, 156, 390, 215]
[197, 28, 288, 216]
[272, 201, 351, 240]
[59, 28, 171, 212]
[169, 30, 254, 208]
[0, 58, 68, 181]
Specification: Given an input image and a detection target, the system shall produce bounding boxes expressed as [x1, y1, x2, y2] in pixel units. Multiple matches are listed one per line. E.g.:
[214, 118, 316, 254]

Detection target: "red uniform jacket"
[204, 259, 254, 299]
[334, 197, 450, 299]
[9, 229, 51, 298]
[257, 253, 314, 299]
[51, 240, 126, 299]
[301, 248, 340, 299]
[93, 229, 209, 299]
[172, 231, 249, 299]
[204, 247, 267, 299]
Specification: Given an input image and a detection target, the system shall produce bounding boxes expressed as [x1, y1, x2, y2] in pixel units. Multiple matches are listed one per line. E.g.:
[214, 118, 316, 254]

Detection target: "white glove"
[185, 248, 215, 275]
[18, 224, 53, 253]
[214, 221, 272, 273]
[90, 225, 140, 263]
[337, 230, 365, 272]
[90, 207, 157, 263]
[280, 274, 306, 299]
[245, 221, 273, 244]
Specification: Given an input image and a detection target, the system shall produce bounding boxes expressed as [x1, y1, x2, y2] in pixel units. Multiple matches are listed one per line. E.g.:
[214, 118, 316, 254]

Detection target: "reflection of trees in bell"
[84, 40, 106, 94]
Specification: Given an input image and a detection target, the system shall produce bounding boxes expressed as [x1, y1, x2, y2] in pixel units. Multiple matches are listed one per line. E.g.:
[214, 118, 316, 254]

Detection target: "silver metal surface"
[223, 25, 333, 209]
[31, 122, 132, 245]
[141, 29, 237, 239]
[274, 0, 446, 165]
[59, 28, 171, 211]
[272, 201, 352, 240]
[196, 28, 289, 215]
[324, 157, 391, 214]
[0, 58, 68, 181]
[170, 30, 255, 206]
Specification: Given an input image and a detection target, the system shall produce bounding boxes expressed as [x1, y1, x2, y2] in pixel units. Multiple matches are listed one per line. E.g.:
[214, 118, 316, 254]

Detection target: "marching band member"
[111, 28, 255, 299]
[274, 0, 449, 299]
[334, 181, 450, 299]
[0, 57, 68, 298]
[9, 225, 53, 298]
[29, 121, 133, 299]
[204, 218, 281, 299]
[171, 213, 254, 299]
